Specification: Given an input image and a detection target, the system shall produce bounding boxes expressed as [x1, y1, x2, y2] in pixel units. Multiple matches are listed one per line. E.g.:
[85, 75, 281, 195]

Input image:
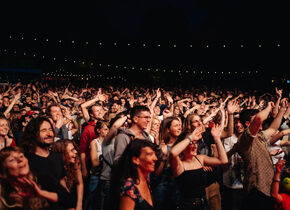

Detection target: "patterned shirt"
[236, 127, 274, 196]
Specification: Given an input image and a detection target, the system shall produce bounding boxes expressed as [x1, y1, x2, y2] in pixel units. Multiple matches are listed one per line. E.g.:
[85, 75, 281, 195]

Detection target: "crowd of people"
[0, 80, 289, 210]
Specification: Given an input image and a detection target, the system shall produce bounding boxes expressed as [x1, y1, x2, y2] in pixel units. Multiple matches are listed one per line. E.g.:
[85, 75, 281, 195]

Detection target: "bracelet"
[273, 179, 280, 182]
[186, 136, 193, 143]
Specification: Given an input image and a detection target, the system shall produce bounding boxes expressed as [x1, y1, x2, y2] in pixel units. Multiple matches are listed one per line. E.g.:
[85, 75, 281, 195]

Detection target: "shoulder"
[120, 178, 139, 201]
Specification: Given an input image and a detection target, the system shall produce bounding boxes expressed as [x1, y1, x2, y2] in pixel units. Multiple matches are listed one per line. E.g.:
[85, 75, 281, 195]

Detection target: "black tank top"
[175, 157, 206, 200]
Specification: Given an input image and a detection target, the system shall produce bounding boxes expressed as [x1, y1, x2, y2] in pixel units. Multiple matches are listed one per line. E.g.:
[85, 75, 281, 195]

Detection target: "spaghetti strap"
[194, 156, 203, 167]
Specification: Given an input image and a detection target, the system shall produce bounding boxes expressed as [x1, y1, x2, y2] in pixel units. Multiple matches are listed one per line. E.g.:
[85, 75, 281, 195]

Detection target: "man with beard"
[20, 116, 71, 209]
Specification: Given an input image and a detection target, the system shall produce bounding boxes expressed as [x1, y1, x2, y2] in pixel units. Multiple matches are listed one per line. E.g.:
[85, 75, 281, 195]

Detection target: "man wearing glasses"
[114, 105, 153, 164]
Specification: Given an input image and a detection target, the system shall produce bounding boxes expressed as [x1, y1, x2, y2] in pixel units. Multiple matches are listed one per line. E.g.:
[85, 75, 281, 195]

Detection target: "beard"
[37, 137, 53, 148]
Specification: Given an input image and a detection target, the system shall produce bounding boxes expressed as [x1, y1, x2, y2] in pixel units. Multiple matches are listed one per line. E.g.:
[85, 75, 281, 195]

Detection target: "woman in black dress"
[170, 124, 228, 210]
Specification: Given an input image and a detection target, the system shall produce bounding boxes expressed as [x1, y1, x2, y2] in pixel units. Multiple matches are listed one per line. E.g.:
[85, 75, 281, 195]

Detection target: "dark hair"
[110, 139, 156, 207]
[239, 109, 259, 127]
[130, 105, 150, 119]
[46, 104, 59, 118]
[20, 116, 54, 154]
[94, 120, 108, 136]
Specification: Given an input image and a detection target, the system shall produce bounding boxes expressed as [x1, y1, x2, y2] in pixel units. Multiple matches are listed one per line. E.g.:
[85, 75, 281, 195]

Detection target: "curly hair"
[19, 116, 54, 154]
[51, 139, 79, 189]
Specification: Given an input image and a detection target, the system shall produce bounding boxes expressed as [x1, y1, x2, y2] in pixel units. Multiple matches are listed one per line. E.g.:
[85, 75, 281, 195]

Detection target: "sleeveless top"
[92, 138, 102, 159]
[175, 156, 206, 200]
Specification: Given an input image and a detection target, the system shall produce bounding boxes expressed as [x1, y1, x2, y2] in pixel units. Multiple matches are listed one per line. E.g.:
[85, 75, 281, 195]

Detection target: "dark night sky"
[0, 0, 289, 84]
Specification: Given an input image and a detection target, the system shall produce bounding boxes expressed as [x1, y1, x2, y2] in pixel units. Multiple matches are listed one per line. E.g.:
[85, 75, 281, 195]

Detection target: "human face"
[135, 111, 151, 130]
[191, 115, 203, 130]
[4, 152, 30, 178]
[185, 140, 199, 156]
[39, 121, 54, 145]
[234, 119, 244, 134]
[173, 106, 180, 115]
[90, 105, 104, 120]
[65, 143, 78, 164]
[3, 98, 9, 106]
[168, 119, 182, 138]
[153, 106, 160, 116]
[151, 119, 160, 132]
[25, 97, 32, 104]
[98, 124, 109, 138]
[136, 146, 157, 173]
[0, 119, 9, 137]
[50, 106, 63, 122]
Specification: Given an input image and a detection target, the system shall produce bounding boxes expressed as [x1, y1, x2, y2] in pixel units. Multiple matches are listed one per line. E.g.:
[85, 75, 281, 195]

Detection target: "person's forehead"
[139, 111, 150, 115]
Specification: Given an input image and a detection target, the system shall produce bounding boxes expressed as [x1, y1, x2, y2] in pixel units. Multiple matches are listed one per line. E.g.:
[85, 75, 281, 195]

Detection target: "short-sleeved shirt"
[236, 127, 274, 196]
[120, 178, 153, 210]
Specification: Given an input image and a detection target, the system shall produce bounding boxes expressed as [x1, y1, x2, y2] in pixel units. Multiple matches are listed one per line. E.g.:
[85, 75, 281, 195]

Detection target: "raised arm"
[269, 129, 290, 145]
[3, 91, 21, 118]
[202, 123, 228, 166]
[249, 102, 274, 136]
[271, 158, 285, 205]
[105, 115, 128, 144]
[263, 100, 287, 139]
[170, 126, 203, 177]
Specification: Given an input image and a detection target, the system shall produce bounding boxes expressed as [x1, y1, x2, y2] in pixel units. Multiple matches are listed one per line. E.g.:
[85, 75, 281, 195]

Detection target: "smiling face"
[50, 106, 63, 122]
[38, 121, 54, 145]
[0, 119, 9, 137]
[134, 111, 152, 130]
[134, 146, 157, 174]
[3, 151, 30, 178]
[65, 143, 78, 164]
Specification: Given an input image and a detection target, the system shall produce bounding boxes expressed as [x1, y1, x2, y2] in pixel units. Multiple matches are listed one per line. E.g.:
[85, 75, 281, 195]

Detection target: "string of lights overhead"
[5, 35, 282, 49]
[0, 47, 261, 76]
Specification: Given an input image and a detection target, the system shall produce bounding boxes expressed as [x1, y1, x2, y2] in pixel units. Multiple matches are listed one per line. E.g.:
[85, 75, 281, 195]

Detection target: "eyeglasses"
[136, 116, 151, 120]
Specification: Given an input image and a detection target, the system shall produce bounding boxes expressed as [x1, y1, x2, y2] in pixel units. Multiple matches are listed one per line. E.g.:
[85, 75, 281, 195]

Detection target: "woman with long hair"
[170, 124, 228, 210]
[111, 139, 158, 210]
[151, 116, 182, 210]
[0, 146, 58, 209]
[51, 139, 83, 210]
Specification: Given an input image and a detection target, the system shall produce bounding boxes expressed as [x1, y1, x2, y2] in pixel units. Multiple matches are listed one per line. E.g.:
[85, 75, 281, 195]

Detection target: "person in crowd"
[0, 146, 58, 209]
[88, 120, 109, 209]
[0, 116, 16, 150]
[222, 116, 245, 210]
[111, 139, 158, 210]
[271, 158, 290, 210]
[97, 112, 129, 210]
[46, 104, 70, 140]
[113, 106, 153, 164]
[51, 139, 84, 210]
[234, 99, 287, 210]
[151, 116, 182, 210]
[79, 103, 105, 179]
[170, 123, 228, 210]
[19, 116, 71, 209]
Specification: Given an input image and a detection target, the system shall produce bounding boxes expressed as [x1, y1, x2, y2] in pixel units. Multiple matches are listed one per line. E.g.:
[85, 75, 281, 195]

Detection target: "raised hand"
[275, 158, 286, 173]
[275, 87, 283, 98]
[211, 123, 223, 139]
[188, 125, 204, 141]
[227, 100, 239, 114]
